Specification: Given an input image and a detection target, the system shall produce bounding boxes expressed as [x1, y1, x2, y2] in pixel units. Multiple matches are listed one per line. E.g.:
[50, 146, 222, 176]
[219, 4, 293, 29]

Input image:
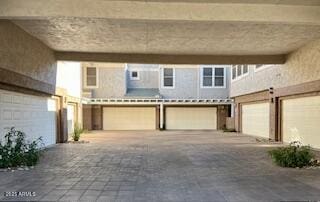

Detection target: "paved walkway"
[1, 130, 320, 201]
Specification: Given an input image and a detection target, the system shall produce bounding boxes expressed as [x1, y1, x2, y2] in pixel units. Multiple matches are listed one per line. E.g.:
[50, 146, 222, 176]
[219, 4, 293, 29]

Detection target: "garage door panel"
[103, 107, 156, 130]
[282, 96, 320, 148]
[242, 102, 270, 138]
[166, 107, 217, 130]
[0, 89, 56, 146]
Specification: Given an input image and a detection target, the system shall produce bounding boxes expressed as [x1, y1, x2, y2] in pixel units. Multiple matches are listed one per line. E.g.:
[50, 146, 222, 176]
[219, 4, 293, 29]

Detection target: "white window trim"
[129, 70, 140, 80]
[200, 66, 226, 88]
[254, 64, 273, 73]
[84, 67, 99, 89]
[161, 67, 175, 89]
[231, 65, 249, 82]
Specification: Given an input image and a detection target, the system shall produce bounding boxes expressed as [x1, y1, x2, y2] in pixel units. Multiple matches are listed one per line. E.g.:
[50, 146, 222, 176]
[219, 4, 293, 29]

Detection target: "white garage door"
[0, 89, 57, 146]
[282, 95, 320, 148]
[165, 107, 217, 130]
[103, 107, 156, 130]
[242, 102, 270, 138]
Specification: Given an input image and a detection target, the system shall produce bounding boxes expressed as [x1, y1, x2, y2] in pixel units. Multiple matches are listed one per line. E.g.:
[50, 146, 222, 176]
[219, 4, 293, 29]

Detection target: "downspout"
[197, 66, 200, 99]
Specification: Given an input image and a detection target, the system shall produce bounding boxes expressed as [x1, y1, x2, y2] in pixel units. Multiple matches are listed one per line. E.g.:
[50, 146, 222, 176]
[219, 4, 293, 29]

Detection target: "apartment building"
[82, 63, 233, 131]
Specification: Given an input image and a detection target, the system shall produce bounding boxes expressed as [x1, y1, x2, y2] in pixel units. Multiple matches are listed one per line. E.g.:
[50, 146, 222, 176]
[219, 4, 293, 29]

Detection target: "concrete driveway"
[1, 130, 320, 202]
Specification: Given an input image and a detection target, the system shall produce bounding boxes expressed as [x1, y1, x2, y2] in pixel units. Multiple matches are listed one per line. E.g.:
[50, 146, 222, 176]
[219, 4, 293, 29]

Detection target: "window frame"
[84, 66, 99, 88]
[161, 67, 175, 89]
[231, 65, 249, 82]
[129, 70, 140, 80]
[200, 66, 226, 89]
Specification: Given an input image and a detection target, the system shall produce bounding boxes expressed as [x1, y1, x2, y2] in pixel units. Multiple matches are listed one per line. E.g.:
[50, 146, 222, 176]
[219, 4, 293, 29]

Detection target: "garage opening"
[165, 107, 217, 130]
[282, 95, 320, 148]
[242, 102, 270, 139]
[103, 107, 157, 130]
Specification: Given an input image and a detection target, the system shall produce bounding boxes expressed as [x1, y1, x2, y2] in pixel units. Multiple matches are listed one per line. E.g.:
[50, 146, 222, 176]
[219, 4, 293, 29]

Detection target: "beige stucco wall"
[0, 20, 57, 86]
[230, 39, 320, 97]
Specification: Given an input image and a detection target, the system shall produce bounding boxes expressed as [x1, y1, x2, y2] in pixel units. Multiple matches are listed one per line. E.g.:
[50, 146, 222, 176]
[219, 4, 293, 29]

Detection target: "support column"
[269, 97, 278, 141]
[160, 103, 164, 130]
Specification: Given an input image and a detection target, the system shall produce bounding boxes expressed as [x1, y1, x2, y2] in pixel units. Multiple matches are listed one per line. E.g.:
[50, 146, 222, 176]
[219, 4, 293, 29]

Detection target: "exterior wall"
[232, 39, 320, 141]
[82, 63, 126, 98]
[231, 39, 320, 97]
[127, 64, 159, 89]
[0, 20, 57, 93]
[217, 105, 228, 130]
[159, 66, 230, 99]
[234, 91, 272, 137]
[160, 67, 198, 99]
[83, 63, 230, 99]
[82, 105, 92, 130]
[226, 117, 235, 130]
[0, 89, 57, 146]
[92, 106, 102, 130]
[0, 21, 63, 145]
[56, 62, 83, 138]
[199, 67, 231, 99]
[56, 62, 82, 98]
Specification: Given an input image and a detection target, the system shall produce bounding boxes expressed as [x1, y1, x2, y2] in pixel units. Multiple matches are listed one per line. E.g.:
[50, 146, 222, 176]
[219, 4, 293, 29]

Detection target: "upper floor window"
[232, 65, 249, 81]
[85, 67, 98, 88]
[201, 66, 226, 88]
[130, 71, 139, 80]
[162, 68, 175, 88]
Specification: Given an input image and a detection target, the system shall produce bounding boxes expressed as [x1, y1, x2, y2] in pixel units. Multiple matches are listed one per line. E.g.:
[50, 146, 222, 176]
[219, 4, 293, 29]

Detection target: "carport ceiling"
[114, 0, 320, 5]
[1, 0, 320, 64]
[12, 18, 320, 55]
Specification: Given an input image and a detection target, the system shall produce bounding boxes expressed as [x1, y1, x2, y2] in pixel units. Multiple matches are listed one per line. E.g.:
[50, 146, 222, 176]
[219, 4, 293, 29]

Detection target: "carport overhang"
[1, 0, 320, 64]
[54, 52, 286, 65]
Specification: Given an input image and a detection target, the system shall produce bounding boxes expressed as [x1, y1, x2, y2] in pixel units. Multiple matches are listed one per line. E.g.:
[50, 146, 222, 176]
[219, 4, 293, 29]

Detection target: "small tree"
[72, 123, 84, 141]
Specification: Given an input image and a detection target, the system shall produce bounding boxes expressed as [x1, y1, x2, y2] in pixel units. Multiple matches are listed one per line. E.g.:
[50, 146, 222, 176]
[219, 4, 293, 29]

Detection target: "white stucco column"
[160, 103, 164, 129]
[231, 103, 235, 117]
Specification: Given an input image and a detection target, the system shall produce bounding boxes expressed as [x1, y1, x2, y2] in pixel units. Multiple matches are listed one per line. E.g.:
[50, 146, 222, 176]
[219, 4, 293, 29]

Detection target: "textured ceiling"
[13, 18, 320, 55]
[110, 0, 320, 6]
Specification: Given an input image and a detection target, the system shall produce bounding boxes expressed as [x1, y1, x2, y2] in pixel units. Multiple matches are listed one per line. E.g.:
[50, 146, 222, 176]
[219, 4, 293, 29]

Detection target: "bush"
[72, 123, 84, 141]
[0, 127, 43, 168]
[268, 141, 314, 168]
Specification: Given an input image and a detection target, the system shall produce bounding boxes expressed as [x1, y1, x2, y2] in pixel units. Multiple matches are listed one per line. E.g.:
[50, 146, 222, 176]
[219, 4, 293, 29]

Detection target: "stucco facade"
[231, 39, 320, 97]
[0, 20, 57, 90]
[231, 39, 320, 142]
[0, 20, 71, 145]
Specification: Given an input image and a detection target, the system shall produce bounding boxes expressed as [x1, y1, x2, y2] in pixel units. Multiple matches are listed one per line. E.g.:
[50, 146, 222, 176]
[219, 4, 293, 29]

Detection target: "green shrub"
[268, 141, 314, 168]
[0, 127, 43, 168]
[72, 123, 84, 141]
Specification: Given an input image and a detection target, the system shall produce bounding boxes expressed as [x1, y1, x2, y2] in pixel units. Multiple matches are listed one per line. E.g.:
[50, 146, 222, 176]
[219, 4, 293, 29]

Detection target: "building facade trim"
[0, 67, 55, 95]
